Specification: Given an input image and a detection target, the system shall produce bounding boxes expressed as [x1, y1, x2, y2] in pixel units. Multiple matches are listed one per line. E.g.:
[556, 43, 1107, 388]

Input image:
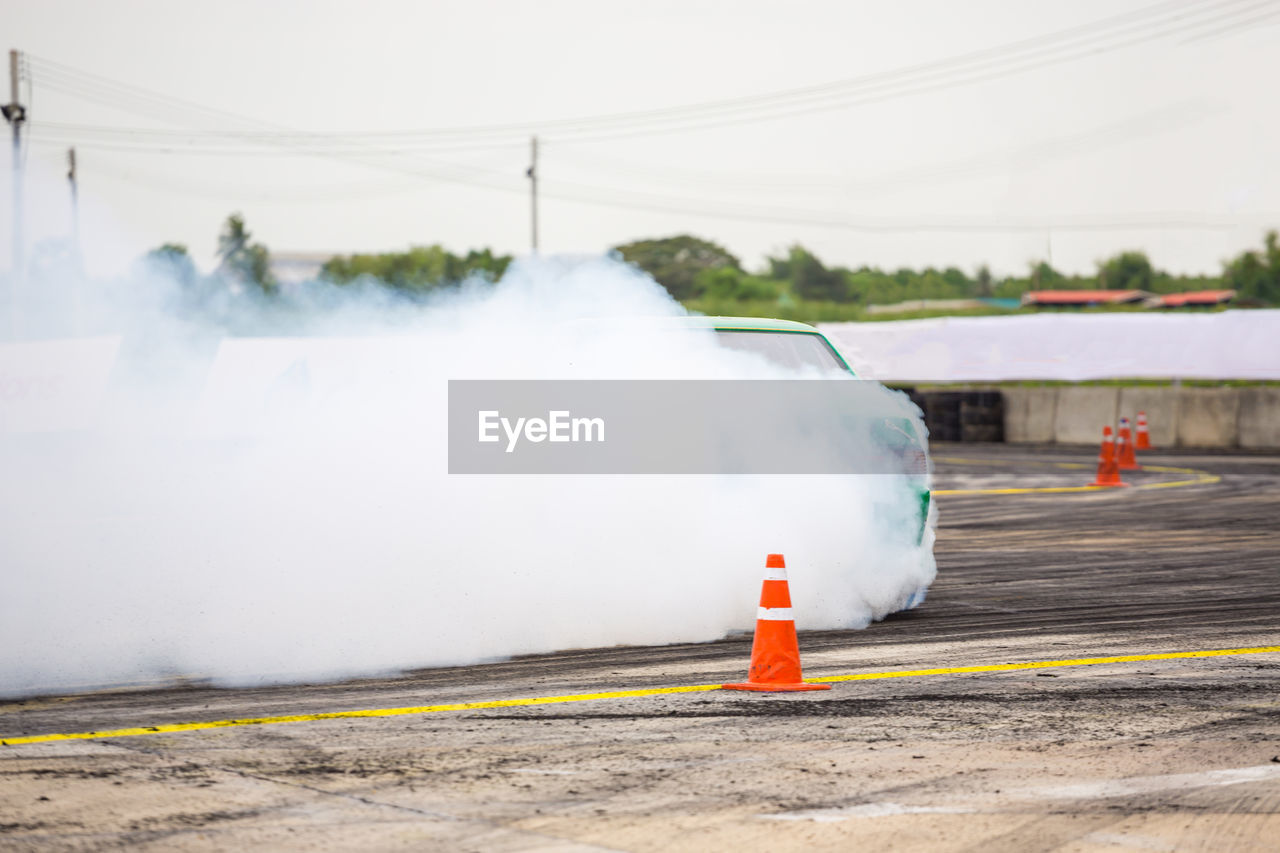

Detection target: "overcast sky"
[4, 0, 1278, 277]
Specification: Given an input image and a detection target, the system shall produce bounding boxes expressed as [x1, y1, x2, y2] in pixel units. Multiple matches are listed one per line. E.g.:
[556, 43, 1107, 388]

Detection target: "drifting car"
[694, 316, 935, 611]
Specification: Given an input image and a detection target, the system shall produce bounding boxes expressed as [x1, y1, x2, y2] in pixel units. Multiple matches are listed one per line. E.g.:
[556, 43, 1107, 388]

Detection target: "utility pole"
[68, 147, 81, 334]
[67, 148, 79, 252]
[2, 49, 26, 338]
[526, 135, 539, 253]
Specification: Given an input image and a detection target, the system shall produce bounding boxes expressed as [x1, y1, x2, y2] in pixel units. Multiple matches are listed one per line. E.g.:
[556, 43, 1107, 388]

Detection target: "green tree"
[321, 245, 512, 291]
[613, 235, 741, 300]
[767, 244, 849, 302]
[217, 214, 276, 294]
[1029, 260, 1064, 290]
[941, 266, 971, 294]
[454, 247, 512, 282]
[1222, 230, 1280, 304]
[144, 242, 197, 286]
[790, 248, 845, 301]
[846, 267, 892, 304]
[1098, 251, 1155, 291]
[694, 266, 781, 302]
[766, 251, 792, 281]
[975, 264, 994, 297]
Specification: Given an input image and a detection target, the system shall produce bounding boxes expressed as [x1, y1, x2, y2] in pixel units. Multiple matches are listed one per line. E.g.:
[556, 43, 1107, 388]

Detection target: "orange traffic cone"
[1135, 411, 1152, 450]
[1088, 425, 1129, 488]
[1117, 417, 1141, 470]
[723, 554, 831, 693]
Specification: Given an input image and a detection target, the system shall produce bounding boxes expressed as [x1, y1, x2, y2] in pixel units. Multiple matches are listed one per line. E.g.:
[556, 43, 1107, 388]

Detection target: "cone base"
[1088, 480, 1130, 487]
[722, 682, 832, 692]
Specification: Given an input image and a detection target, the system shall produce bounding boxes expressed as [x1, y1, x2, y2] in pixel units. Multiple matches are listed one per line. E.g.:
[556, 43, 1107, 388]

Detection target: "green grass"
[858, 306, 1028, 322]
[681, 298, 866, 323]
[681, 299, 1240, 324]
[682, 298, 1037, 323]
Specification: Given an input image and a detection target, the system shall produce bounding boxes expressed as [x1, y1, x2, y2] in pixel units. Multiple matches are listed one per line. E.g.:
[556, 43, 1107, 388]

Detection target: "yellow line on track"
[933, 484, 1105, 496]
[931, 459, 1219, 496]
[809, 646, 1279, 682]
[4, 646, 1276, 747]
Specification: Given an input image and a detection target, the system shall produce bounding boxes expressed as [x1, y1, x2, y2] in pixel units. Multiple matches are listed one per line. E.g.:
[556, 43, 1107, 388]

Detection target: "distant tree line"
[612, 232, 1280, 308]
[143, 213, 278, 295]
[144, 214, 514, 297]
[1222, 231, 1280, 305]
[143, 215, 1278, 314]
[320, 246, 511, 290]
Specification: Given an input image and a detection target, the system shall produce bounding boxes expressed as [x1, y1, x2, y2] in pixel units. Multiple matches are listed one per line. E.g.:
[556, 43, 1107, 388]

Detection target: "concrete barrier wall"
[1238, 387, 1280, 449]
[1117, 387, 1180, 448]
[1002, 387, 1057, 443]
[993, 385, 1280, 448]
[1052, 387, 1119, 445]
[1176, 388, 1240, 448]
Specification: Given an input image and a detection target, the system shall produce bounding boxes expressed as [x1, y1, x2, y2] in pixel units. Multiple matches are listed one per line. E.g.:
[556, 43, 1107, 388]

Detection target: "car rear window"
[714, 330, 849, 373]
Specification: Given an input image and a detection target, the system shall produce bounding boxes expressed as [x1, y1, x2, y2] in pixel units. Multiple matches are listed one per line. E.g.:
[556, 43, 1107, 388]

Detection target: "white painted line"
[761, 803, 975, 822]
[1030, 764, 1280, 800]
[1081, 832, 1177, 852]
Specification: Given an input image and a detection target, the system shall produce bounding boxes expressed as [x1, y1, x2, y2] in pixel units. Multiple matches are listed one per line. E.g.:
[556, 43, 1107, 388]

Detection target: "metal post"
[3, 49, 26, 337]
[69, 147, 80, 334]
[68, 147, 78, 251]
[527, 135, 539, 253]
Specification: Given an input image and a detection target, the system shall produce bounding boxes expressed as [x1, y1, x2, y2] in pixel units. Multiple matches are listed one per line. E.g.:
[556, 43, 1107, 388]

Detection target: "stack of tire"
[958, 391, 1004, 442]
[904, 389, 1005, 443]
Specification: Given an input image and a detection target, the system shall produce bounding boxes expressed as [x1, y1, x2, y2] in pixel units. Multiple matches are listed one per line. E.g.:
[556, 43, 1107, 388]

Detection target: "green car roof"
[668, 315, 824, 334]
[674, 315, 854, 373]
[565, 315, 852, 372]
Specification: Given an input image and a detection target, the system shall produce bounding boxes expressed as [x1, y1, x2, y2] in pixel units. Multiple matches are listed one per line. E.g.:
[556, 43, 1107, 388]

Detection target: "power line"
[23, 0, 1270, 148]
[46, 128, 1280, 233]
[26, 124, 528, 156]
[545, 99, 1227, 198]
[526, 0, 1276, 144]
[1181, 4, 1280, 42]
[20, 0, 1265, 165]
[78, 158, 429, 203]
[15, 0, 1278, 236]
[44, 120, 1278, 233]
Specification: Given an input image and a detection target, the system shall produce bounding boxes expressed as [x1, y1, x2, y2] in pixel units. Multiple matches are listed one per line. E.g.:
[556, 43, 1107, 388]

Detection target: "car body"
[690, 316, 935, 612]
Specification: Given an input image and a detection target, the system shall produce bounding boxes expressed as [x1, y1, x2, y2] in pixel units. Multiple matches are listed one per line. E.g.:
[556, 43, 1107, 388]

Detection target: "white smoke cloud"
[0, 217, 934, 696]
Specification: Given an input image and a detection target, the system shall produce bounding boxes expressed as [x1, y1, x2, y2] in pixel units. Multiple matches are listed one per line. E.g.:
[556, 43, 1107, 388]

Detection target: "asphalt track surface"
[2, 445, 1278, 851]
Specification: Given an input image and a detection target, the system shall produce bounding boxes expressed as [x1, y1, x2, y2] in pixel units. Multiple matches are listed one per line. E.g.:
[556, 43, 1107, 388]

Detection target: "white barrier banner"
[821, 310, 1280, 382]
[0, 337, 122, 432]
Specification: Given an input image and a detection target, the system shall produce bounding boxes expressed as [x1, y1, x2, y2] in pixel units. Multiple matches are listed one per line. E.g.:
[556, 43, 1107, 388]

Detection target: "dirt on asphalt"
[2, 445, 1278, 852]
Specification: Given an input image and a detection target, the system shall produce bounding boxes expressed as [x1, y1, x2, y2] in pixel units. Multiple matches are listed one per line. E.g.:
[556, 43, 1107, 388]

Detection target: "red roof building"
[1154, 290, 1236, 307]
[1022, 289, 1150, 307]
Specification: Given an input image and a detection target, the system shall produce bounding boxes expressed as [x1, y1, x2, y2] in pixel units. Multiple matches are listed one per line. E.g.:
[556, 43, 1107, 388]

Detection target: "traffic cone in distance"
[1117, 417, 1141, 471]
[723, 554, 831, 693]
[1088, 425, 1129, 488]
[1135, 411, 1153, 450]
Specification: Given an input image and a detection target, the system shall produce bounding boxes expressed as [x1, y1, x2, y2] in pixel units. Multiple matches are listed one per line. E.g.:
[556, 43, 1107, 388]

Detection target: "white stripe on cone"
[757, 606, 795, 621]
